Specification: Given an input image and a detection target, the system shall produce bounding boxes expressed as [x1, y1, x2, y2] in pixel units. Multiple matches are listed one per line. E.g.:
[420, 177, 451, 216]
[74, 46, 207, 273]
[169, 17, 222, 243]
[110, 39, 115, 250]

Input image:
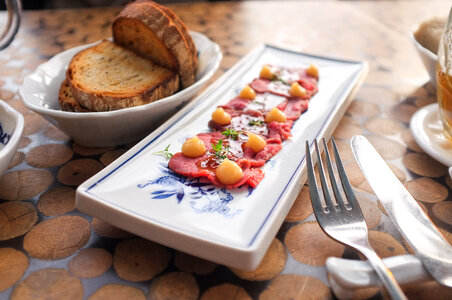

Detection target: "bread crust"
[153, 2, 197, 73]
[66, 40, 180, 112]
[58, 79, 89, 112]
[113, 1, 195, 88]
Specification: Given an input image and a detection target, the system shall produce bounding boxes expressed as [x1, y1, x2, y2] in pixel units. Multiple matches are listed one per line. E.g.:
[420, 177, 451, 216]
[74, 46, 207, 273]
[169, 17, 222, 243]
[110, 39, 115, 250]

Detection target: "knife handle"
[326, 255, 430, 299]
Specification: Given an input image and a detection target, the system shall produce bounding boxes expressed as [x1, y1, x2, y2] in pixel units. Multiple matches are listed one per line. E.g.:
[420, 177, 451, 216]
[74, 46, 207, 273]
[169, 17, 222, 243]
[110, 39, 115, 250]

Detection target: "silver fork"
[305, 138, 407, 300]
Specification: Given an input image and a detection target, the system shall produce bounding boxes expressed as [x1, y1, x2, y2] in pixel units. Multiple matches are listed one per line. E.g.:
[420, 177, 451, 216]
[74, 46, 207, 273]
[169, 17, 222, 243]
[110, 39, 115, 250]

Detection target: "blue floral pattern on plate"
[137, 163, 255, 218]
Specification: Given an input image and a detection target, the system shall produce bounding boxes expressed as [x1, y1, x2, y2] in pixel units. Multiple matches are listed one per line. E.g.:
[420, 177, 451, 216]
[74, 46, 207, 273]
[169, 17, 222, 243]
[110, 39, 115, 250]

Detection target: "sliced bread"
[113, 0, 196, 88]
[58, 79, 89, 112]
[66, 40, 180, 112]
[156, 3, 198, 73]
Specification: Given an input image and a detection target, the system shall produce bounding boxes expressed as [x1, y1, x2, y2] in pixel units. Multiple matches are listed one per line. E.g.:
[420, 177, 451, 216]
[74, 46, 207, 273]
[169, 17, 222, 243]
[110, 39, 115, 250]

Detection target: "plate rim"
[76, 44, 369, 269]
[410, 103, 452, 166]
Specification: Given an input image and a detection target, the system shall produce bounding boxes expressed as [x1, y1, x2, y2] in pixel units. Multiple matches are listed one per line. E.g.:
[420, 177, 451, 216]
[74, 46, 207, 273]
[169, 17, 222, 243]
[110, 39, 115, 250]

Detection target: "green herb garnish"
[276, 77, 289, 85]
[251, 100, 265, 105]
[222, 128, 240, 140]
[153, 144, 173, 160]
[212, 139, 228, 160]
[248, 119, 265, 126]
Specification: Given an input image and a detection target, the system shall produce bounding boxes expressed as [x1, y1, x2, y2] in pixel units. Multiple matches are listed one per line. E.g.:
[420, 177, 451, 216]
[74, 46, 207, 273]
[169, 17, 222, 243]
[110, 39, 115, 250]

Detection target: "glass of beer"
[437, 7, 452, 140]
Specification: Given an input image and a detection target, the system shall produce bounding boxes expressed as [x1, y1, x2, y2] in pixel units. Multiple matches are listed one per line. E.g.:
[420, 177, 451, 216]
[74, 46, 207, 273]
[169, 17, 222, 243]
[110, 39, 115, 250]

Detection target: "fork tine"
[313, 139, 336, 212]
[305, 141, 324, 214]
[330, 138, 360, 211]
[322, 138, 348, 212]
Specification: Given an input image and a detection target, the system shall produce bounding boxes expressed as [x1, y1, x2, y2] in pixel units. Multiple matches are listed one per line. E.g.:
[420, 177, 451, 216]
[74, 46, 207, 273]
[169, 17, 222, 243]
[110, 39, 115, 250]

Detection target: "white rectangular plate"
[76, 45, 368, 270]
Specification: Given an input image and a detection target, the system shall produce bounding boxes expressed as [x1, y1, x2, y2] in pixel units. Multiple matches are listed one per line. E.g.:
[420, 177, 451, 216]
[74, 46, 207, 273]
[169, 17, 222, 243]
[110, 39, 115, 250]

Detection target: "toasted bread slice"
[113, 0, 195, 88]
[156, 3, 198, 73]
[66, 40, 180, 112]
[58, 79, 89, 112]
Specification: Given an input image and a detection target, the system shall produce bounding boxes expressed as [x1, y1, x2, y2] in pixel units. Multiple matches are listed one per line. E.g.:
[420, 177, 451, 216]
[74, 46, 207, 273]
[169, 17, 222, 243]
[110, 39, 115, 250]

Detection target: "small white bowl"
[410, 30, 438, 88]
[0, 101, 24, 177]
[20, 32, 222, 147]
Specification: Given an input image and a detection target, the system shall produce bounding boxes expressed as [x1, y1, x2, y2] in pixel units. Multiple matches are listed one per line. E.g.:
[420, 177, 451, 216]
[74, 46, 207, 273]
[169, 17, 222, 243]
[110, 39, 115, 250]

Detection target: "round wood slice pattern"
[365, 117, 403, 136]
[401, 128, 423, 153]
[402, 280, 452, 300]
[387, 103, 418, 124]
[10, 268, 84, 300]
[0, 248, 28, 292]
[328, 138, 354, 162]
[258, 274, 332, 300]
[356, 194, 381, 229]
[25, 144, 73, 168]
[23, 113, 48, 136]
[99, 148, 128, 166]
[367, 231, 407, 258]
[8, 151, 25, 169]
[347, 101, 380, 119]
[37, 186, 76, 216]
[0, 169, 54, 201]
[23, 215, 91, 259]
[333, 116, 362, 139]
[113, 238, 171, 282]
[88, 284, 146, 300]
[91, 218, 133, 239]
[231, 238, 287, 281]
[366, 135, 406, 160]
[285, 185, 313, 222]
[56, 159, 104, 186]
[439, 228, 452, 246]
[0, 201, 38, 240]
[43, 125, 70, 141]
[402, 152, 448, 178]
[351, 287, 383, 300]
[68, 248, 112, 278]
[432, 201, 452, 226]
[200, 283, 252, 300]
[173, 252, 217, 275]
[18, 136, 31, 149]
[284, 221, 345, 266]
[148, 272, 199, 300]
[405, 177, 448, 203]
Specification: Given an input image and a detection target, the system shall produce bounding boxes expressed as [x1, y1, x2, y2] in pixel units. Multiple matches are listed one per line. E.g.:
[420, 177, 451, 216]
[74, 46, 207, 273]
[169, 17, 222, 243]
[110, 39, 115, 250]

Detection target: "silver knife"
[351, 135, 452, 287]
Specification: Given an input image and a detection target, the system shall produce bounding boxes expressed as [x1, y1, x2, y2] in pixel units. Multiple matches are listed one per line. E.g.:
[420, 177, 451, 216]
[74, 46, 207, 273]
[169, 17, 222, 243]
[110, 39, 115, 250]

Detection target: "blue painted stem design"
[0, 122, 11, 146]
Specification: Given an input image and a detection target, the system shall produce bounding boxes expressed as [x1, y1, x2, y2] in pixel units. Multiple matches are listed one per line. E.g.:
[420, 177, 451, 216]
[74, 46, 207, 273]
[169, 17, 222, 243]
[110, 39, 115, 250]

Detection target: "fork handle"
[360, 247, 408, 300]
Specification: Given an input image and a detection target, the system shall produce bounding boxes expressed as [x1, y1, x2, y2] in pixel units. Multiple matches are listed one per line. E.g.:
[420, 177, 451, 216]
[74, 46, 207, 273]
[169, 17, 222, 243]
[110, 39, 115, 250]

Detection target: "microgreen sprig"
[248, 119, 265, 126]
[153, 144, 173, 160]
[222, 128, 240, 140]
[276, 77, 289, 85]
[211, 139, 228, 160]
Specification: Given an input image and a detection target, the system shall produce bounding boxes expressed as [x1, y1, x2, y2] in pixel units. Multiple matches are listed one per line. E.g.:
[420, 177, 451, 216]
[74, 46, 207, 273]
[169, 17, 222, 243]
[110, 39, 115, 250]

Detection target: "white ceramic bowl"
[0, 100, 24, 177]
[410, 31, 438, 88]
[20, 32, 222, 147]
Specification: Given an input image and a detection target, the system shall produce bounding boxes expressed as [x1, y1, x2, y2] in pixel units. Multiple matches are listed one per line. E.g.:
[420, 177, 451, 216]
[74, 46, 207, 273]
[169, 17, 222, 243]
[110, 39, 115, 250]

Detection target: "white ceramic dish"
[410, 103, 452, 166]
[0, 100, 24, 177]
[19, 32, 222, 147]
[410, 31, 438, 87]
[76, 45, 368, 270]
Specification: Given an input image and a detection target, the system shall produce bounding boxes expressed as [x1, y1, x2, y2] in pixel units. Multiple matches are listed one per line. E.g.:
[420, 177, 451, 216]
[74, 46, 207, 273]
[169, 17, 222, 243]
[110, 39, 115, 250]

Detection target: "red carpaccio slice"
[168, 64, 319, 188]
[168, 132, 282, 187]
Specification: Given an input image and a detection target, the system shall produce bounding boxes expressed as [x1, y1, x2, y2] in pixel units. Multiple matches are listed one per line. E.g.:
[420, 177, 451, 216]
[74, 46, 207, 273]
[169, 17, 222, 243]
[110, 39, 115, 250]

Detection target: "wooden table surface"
[0, 1, 451, 299]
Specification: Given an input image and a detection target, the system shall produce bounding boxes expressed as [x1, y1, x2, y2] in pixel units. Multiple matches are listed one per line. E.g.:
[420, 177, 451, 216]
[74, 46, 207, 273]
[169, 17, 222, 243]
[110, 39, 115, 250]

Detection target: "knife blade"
[351, 135, 452, 287]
